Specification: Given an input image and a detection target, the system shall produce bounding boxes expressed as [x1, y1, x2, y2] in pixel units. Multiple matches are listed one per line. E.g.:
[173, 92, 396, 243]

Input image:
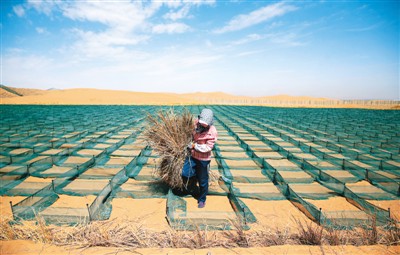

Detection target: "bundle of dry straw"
[143, 108, 194, 189]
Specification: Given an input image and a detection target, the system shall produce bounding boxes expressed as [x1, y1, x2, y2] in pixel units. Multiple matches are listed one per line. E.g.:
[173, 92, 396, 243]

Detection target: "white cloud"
[3, 52, 54, 75]
[214, 2, 297, 33]
[163, 5, 191, 20]
[62, 1, 152, 32]
[235, 50, 263, 57]
[265, 32, 305, 47]
[70, 28, 150, 60]
[152, 23, 190, 34]
[13, 5, 25, 17]
[20, 1, 204, 58]
[232, 33, 263, 45]
[35, 27, 47, 34]
[27, 0, 60, 16]
[346, 22, 382, 32]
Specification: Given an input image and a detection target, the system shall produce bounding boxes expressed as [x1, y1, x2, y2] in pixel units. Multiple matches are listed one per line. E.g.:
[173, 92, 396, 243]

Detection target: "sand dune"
[1, 88, 199, 105]
[1, 86, 398, 109]
[0, 88, 16, 98]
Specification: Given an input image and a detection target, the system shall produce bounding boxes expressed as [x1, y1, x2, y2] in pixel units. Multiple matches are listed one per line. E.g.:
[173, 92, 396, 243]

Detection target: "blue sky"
[1, 0, 399, 99]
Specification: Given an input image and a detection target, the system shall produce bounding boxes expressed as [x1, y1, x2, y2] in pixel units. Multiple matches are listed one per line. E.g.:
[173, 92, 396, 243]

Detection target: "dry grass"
[293, 218, 324, 245]
[143, 108, 193, 189]
[1, 215, 399, 248]
[381, 218, 400, 246]
[360, 216, 378, 245]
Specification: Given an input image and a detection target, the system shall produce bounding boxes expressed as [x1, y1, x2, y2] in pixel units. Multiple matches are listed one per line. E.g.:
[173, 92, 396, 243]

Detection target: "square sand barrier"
[220, 151, 250, 158]
[227, 182, 285, 200]
[177, 196, 237, 229]
[224, 159, 260, 168]
[116, 179, 168, 198]
[111, 149, 141, 157]
[304, 197, 370, 227]
[134, 165, 158, 181]
[6, 176, 52, 196]
[346, 181, 398, 200]
[278, 170, 314, 183]
[240, 198, 315, 233]
[1, 195, 27, 218]
[254, 151, 285, 159]
[38, 194, 96, 224]
[109, 198, 169, 231]
[104, 156, 135, 167]
[289, 183, 337, 199]
[61, 179, 109, 196]
[226, 169, 269, 183]
[323, 170, 360, 183]
[265, 159, 300, 170]
[37, 165, 74, 177]
[366, 199, 400, 220]
[79, 167, 122, 179]
[0, 165, 27, 175]
[75, 149, 104, 157]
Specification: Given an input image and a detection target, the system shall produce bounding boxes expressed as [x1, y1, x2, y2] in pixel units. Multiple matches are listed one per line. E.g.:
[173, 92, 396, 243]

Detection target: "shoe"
[198, 201, 205, 208]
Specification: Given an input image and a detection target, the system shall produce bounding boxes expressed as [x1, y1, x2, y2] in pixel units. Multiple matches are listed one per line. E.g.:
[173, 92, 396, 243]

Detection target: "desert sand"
[0, 240, 398, 255]
[109, 197, 169, 231]
[1, 86, 398, 255]
[1, 86, 398, 109]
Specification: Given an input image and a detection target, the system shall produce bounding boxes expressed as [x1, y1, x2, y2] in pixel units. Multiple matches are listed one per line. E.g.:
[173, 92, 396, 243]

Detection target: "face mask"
[196, 122, 209, 133]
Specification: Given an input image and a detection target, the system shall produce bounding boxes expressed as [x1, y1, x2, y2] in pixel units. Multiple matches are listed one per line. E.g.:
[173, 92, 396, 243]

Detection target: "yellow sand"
[367, 200, 400, 220]
[241, 198, 314, 232]
[304, 197, 361, 211]
[49, 195, 97, 208]
[0, 196, 26, 218]
[109, 198, 169, 230]
[3, 87, 394, 108]
[0, 240, 398, 255]
[23, 176, 52, 183]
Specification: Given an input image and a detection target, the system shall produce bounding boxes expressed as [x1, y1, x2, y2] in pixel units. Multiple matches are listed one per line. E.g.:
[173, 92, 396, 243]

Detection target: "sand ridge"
[1, 86, 398, 109]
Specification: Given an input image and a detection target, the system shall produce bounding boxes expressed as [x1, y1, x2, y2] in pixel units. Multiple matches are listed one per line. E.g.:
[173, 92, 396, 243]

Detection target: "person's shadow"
[172, 177, 200, 200]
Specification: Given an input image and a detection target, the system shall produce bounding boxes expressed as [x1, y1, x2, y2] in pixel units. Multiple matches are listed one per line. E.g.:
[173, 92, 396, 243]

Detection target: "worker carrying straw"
[183, 108, 218, 208]
[144, 108, 217, 209]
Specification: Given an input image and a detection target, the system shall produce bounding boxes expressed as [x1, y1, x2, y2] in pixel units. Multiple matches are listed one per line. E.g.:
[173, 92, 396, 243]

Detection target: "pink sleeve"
[206, 126, 217, 150]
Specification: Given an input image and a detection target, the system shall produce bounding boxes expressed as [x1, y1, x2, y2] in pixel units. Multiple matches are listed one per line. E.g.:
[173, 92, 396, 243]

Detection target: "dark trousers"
[193, 158, 210, 203]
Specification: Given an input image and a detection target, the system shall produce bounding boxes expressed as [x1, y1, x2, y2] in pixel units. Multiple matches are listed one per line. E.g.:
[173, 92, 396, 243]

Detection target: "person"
[187, 108, 218, 208]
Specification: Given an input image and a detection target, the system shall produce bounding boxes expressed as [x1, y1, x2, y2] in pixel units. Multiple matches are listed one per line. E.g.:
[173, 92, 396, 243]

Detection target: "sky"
[1, 0, 399, 100]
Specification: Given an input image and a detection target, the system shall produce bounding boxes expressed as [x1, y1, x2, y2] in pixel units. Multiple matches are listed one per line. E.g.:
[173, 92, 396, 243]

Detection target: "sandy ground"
[1, 240, 398, 255]
[304, 197, 361, 211]
[241, 198, 314, 233]
[224, 159, 259, 168]
[367, 200, 400, 220]
[49, 195, 97, 208]
[109, 198, 169, 231]
[0, 196, 26, 218]
[62, 179, 109, 191]
[1, 87, 397, 109]
[0, 87, 398, 254]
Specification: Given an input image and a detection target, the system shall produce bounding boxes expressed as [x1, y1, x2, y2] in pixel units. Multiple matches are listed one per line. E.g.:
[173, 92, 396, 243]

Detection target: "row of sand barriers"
[210, 105, 399, 229]
[1, 105, 160, 224]
[1, 105, 398, 230]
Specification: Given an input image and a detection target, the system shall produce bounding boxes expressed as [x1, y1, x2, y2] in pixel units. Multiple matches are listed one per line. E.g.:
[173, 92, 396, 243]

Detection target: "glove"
[187, 142, 194, 150]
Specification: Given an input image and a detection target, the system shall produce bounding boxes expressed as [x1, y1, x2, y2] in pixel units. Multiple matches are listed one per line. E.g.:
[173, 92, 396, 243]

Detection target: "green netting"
[345, 182, 398, 200]
[1, 105, 399, 229]
[220, 181, 286, 200]
[88, 182, 112, 221]
[0, 175, 29, 195]
[166, 189, 255, 230]
[366, 170, 399, 196]
[212, 105, 398, 223]
[343, 187, 390, 224]
[113, 179, 169, 199]
[11, 184, 59, 221]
